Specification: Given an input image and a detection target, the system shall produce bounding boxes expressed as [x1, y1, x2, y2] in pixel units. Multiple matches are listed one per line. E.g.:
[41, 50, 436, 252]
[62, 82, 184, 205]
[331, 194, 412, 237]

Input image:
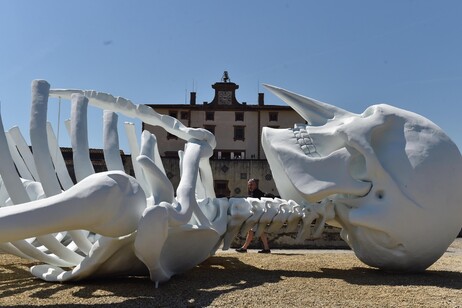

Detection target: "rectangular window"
[204, 125, 215, 135]
[234, 126, 245, 141]
[169, 111, 178, 118]
[232, 151, 243, 159]
[180, 111, 189, 120]
[206, 111, 215, 121]
[220, 152, 231, 159]
[269, 112, 278, 122]
[235, 112, 244, 121]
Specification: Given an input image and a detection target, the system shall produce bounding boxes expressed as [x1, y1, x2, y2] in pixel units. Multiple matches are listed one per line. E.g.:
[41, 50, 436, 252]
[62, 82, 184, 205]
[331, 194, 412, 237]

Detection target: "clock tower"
[210, 71, 240, 106]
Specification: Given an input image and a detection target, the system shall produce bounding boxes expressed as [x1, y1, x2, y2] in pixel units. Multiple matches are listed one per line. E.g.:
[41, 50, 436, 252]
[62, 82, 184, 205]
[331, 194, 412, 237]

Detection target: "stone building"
[142, 72, 305, 197]
[59, 147, 134, 183]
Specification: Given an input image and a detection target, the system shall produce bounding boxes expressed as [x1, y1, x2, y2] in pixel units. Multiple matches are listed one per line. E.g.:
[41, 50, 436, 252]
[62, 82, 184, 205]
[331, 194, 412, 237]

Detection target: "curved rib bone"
[5, 132, 34, 181]
[124, 122, 151, 197]
[103, 110, 125, 171]
[70, 93, 95, 182]
[0, 99, 83, 265]
[32, 82, 94, 256]
[46, 123, 75, 190]
[49, 89, 217, 149]
[7, 126, 40, 181]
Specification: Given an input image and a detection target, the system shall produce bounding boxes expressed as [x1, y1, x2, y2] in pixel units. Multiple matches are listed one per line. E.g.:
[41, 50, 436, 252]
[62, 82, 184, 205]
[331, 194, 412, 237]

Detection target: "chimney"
[190, 92, 196, 105]
[258, 92, 264, 106]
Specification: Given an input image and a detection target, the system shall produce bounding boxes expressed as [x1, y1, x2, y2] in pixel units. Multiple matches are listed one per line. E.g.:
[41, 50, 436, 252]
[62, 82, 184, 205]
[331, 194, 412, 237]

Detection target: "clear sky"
[0, 0, 461, 153]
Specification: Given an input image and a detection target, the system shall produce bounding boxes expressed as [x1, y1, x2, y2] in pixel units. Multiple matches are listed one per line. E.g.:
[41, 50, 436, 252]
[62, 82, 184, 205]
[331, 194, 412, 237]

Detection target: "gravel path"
[0, 239, 461, 307]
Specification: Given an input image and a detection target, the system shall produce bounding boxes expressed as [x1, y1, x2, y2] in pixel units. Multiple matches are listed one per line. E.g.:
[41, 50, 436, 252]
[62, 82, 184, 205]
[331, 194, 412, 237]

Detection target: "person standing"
[247, 178, 265, 199]
[235, 179, 271, 253]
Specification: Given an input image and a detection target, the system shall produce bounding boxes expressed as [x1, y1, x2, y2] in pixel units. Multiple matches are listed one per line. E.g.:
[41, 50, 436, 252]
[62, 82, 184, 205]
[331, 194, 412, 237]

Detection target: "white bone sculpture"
[0, 80, 460, 287]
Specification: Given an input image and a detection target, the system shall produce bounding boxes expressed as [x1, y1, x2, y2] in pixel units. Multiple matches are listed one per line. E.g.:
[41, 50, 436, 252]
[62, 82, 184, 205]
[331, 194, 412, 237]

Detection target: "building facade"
[143, 72, 305, 197]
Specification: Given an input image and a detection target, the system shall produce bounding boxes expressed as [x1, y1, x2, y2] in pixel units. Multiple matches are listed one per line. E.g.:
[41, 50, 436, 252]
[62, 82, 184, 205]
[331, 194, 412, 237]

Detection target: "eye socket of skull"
[345, 146, 368, 181]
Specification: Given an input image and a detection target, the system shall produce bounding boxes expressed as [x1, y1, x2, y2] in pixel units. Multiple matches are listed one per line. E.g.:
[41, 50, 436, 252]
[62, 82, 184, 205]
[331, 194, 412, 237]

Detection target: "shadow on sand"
[0, 255, 461, 307]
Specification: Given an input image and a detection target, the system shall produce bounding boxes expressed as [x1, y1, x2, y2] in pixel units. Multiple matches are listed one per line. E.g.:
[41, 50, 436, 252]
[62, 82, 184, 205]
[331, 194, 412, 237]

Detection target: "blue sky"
[0, 0, 461, 153]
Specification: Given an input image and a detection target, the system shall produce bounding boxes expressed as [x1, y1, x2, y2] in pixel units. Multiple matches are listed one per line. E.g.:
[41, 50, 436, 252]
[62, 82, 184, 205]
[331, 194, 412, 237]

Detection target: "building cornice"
[146, 104, 293, 111]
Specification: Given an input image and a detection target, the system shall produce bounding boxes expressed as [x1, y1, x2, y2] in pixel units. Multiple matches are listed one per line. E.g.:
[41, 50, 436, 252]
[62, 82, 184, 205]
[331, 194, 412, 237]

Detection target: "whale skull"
[262, 85, 462, 271]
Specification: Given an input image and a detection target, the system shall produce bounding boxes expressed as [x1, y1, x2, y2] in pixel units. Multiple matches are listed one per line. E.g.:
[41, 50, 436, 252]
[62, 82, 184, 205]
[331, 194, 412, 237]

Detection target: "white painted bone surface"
[0, 79, 460, 288]
[49, 88, 217, 149]
[262, 84, 462, 271]
[0, 80, 230, 285]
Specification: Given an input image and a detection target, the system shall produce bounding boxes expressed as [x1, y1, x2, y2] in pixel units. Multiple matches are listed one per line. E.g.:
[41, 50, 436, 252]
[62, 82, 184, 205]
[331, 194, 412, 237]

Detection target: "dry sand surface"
[0, 239, 461, 307]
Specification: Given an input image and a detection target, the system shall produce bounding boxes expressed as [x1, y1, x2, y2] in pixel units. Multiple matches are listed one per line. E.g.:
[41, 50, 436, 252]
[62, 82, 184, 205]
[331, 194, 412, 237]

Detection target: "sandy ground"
[0, 239, 461, 307]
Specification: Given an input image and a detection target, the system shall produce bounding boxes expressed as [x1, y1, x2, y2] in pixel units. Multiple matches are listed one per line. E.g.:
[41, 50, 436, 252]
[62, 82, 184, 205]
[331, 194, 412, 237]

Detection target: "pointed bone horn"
[263, 84, 353, 126]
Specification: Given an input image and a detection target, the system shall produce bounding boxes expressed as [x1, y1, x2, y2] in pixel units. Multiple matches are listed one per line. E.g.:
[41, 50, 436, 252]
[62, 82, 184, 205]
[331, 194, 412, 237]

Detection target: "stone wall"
[161, 157, 280, 197]
[231, 225, 350, 250]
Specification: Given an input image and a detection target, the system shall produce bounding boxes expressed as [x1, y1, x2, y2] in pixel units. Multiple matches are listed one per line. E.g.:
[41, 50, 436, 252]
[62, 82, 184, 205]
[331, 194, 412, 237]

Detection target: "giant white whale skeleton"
[0, 80, 461, 287]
